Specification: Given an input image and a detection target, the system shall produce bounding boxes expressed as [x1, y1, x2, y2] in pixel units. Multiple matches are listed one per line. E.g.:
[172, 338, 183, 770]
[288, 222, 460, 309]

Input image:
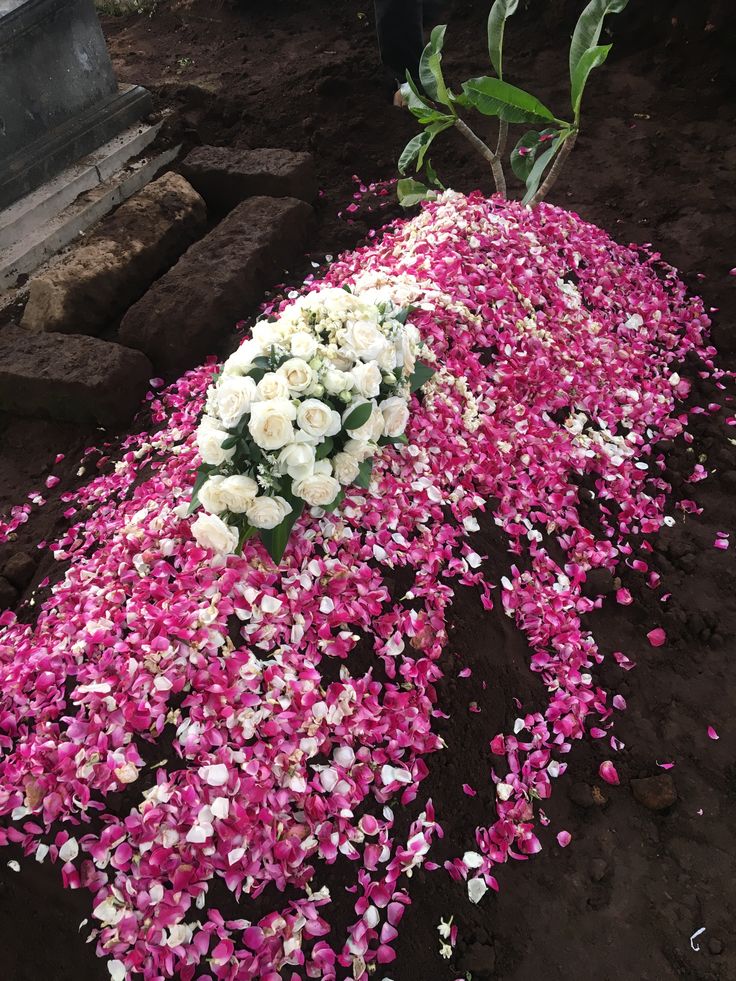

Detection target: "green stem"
[495, 119, 509, 158]
[454, 117, 507, 198]
[530, 130, 577, 206]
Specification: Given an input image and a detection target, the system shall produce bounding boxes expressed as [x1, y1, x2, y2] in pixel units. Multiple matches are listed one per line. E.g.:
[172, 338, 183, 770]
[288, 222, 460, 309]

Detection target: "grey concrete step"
[0, 121, 180, 293]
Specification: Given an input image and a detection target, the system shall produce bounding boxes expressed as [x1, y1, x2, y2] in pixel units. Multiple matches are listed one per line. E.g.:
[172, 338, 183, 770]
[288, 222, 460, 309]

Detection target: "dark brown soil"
[1, 1, 735, 979]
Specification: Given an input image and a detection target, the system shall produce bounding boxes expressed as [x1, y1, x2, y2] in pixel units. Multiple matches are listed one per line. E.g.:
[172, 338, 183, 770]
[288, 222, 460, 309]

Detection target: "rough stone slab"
[21, 172, 206, 335]
[0, 326, 152, 427]
[180, 147, 318, 213]
[119, 195, 315, 377]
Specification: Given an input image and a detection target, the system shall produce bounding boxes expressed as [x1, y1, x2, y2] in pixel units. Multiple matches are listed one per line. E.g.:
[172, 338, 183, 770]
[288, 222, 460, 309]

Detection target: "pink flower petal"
[707, 725, 719, 740]
[556, 830, 572, 847]
[647, 627, 667, 647]
[599, 760, 620, 785]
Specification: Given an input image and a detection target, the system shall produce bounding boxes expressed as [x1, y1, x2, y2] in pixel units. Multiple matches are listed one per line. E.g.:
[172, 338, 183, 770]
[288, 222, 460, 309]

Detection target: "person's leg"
[374, 0, 425, 87]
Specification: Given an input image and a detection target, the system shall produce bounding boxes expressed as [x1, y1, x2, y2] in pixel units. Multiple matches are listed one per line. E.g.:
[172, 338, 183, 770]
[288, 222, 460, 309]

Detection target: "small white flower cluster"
[190, 286, 429, 561]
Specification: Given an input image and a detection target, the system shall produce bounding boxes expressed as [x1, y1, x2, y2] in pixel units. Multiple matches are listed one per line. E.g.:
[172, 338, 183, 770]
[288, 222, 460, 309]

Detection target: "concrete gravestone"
[0, 0, 151, 209]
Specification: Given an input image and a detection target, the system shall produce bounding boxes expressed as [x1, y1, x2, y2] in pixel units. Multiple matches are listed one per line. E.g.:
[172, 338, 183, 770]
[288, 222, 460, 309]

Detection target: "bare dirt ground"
[0, 1, 735, 979]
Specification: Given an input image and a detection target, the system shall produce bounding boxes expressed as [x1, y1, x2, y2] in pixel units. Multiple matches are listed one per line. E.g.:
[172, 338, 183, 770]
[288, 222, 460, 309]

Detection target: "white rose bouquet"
[188, 285, 434, 562]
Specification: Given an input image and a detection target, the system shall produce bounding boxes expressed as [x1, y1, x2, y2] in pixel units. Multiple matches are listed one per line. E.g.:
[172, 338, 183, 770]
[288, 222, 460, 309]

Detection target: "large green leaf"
[354, 459, 374, 490]
[419, 25, 451, 106]
[398, 132, 429, 175]
[417, 118, 455, 171]
[410, 361, 436, 393]
[344, 401, 373, 430]
[521, 131, 568, 205]
[569, 0, 629, 82]
[487, 0, 518, 78]
[461, 76, 558, 124]
[570, 43, 611, 117]
[510, 128, 558, 182]
[397, 178, 434, 208]
[258, 492, 306, 564]
[401, 71, 447, 124]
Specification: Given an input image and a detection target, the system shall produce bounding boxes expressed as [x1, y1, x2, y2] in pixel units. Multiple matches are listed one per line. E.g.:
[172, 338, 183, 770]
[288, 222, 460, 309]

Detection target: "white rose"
[343, 438, 376, 463]
[214, 375, 258, 428]
[351, 361, 383, 399]
[191, 512, 238, 554]
[219, 475, 258, 513]
[197, 419, 235, 466]
[278, 440, 316, 481]
[222, 340, 261, 377]
[342, 319, 387, 360]
[332, 452, 360, 485]
[398, 324, 420, 376]
[256, 372, 290, 401]
[248, 398, 296, 451]
[246, 495, 293, 530]
[290, 331, 318, 361]
[198, 475, 228, 514]
[376, 339, 398, 372]
[297, 399, 336, 439]
[251, 320, 282, 350]
[293, 461, 340, 507]
[380, 396, 410, 438]
[278, 358, 314, 393]
[323, 367, 354, 396]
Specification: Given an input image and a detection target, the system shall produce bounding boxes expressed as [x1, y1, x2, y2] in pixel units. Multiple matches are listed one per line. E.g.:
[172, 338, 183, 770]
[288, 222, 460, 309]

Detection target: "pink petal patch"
[462, 783, 477, 797]
[556, 830, 572, 847]
[599, 760, 620, 785]
[647, 627, 666, 647]
[657, 761, 675, 770]
[707, 725, 719, 740]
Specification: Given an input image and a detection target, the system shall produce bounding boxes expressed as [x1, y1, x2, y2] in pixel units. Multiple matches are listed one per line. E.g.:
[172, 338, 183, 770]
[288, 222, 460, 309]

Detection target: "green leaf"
[424, 158, 445, 189]
[315, 436, 333, 460]
[397, 178, 433, 208]
[410, 361, 436, 393]
[354, 459, 373, 490]
[419, 25, 452, 107]
[187, 464, 215, 515]
[401, 72, 445, 124]
[569, 0, 629, 99]
[258, 491, 306, 564]
[343, 401, 373, 430]
[487, 0, 518, 78]
[521, 131, 568, 205]
[379, 433, 409, 446]
[398, 132, 429, 175]
[393, 305, 415, 325]
[510, 128, 558, 182]
[461, 76, 558, 124]
[570, 43, 611, 118]
[220, 434, 239, 450]
[417, 118, 454, 171]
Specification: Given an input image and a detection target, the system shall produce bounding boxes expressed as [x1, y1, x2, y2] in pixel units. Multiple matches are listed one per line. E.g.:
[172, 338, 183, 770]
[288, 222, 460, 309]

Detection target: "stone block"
[180, 147, 318, 213]
[119, 195, 314, 377]
[21, 172, 206, 335]
[0, 325, 152, 426]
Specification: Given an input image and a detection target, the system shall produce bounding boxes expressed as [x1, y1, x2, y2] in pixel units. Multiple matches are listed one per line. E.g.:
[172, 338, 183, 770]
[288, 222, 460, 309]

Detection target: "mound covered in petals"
[0, 192, 711, 980]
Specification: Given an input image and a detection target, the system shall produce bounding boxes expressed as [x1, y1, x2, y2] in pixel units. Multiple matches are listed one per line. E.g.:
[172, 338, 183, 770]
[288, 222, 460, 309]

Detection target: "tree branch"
[495, 119, 509, 158]
[454, 117, 507, 198]
[530, 131, 577, 206]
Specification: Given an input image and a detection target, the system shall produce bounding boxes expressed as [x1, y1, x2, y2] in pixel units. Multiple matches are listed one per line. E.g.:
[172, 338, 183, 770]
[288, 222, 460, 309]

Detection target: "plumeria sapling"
[397, 0, 629, 207]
